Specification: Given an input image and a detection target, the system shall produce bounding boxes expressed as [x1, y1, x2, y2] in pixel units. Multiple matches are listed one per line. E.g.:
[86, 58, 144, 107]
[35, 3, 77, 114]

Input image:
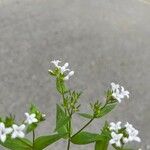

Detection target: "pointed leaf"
[71, 132, 106, 145]
[78, 113, 93, 119]
[34, 133, 67, 150]
[97, 103, 117, 118]
[56, 104, 68, 135]
[0, 138, 32, 150]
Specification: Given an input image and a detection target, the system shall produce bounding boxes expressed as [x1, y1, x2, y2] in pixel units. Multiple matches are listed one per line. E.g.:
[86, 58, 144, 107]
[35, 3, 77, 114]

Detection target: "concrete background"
[0, 0, 150, 149]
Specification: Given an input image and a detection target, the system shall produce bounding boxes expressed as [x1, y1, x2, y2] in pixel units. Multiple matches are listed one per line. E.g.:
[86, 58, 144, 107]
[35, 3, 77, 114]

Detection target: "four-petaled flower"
[51, 60, 61, 68]
[111, 82, 119, 92]
[50, 60, 74, 80]
[109, 132, 123, 147]
[121, 86, 129, 99]
[111, 82, 130, 103]
[11, 124, 25, 139]
[25, 113, 38, 124]
[0, 122, 12, 142]
[112, 90, 124, 103]
[109, 121, 122, 132]
[125, 122, 141, 143]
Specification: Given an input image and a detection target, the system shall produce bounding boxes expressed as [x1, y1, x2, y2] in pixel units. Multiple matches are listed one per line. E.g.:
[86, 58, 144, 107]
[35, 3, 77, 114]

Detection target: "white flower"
[111, 82, 120, 92]
[109, 132, 123, 147]
[64, 71, 74, 80]
[125, 122, 133, 131]
[0, 122, 12, 142]
[42, 114, 46, 118]
[24, 113, 38, 124]
[60, 62, 70, 74]
[125, 122, 141, 143]
[111, 82, 129, 103]
[121, 86, 129, 99]
[51, 60, 61, 68]
[50, 60, 74, 80]
[11, 124, 25, 139]
[109, 122, 122, 132]
[112, 90, 124, 103]
[127, 127, 141, 142]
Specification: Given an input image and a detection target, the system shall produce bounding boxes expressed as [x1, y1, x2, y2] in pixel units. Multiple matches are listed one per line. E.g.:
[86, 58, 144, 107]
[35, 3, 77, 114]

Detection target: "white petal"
[117, 121, 122, 126]
[5, 128, 13, 134]
[109, 139, 115, 144]
[27, 120, 32, 124]
[110, 122, 115, 126]
[30, 114, 36, 118]
[19, 124, 25, 130]
[116, 141, 121, 147]
[11, 132, 17, 139]
[0, 134, 6, 142]
[117, 97, 122, 103]
[32, 118, 38, 123]
[0, 123, 5, 130]
[12, 124, 18, 130]
[68, 71, 74, 77]
[118, 133, 123, 139]
[134, 137, 141, 142]
[18, 132, 25, 138]
[64, 75, 69, 80]
[64, 62, 69, 68]
[25, 112, 29, 117]
[111, 132, 116, 138]
[48, 69, 53, 73]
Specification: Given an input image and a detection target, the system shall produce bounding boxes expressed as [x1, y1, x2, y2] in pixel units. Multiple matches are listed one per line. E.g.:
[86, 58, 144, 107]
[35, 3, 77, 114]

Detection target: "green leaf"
[34, 133, 66, 150]
[78, 113, 93, 119]
[55, 115, 70, 132]
[0, 138, 32, 150]
[56, 104, 68, 135]
[97, 103, 117, 118]
[71, 132, 105, 145]
[95, 140, 109, 150]
[56, 78, 68, 94]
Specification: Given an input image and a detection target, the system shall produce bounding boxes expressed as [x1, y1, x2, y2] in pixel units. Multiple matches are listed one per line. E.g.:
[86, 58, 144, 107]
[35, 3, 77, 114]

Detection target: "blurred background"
[0, 0, 150, 149]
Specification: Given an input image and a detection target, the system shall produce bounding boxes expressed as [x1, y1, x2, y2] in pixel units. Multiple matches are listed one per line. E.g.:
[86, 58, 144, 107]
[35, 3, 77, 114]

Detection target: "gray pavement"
[0, 0, 150, 149]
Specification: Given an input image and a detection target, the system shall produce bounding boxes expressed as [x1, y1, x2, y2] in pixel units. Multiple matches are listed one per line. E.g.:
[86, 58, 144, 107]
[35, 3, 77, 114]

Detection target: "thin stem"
[67, 112, 72, 150]
[67, 139, 71, 150]
[32, 130, 35, 150]
[71, 118, 94, 138]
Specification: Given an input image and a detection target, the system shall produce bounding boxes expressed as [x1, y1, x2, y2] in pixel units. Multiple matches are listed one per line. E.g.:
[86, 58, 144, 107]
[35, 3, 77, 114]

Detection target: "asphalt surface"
[0, 0, 150, 149]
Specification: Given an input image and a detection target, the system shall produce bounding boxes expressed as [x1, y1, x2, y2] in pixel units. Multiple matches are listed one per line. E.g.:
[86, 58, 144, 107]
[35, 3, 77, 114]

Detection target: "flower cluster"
[0, 59, 142, 150]
[111, 82, 129, 103]
[109, 121, 141, 148]
[49, 60, 74, 80]
[0, 112, 39, 143]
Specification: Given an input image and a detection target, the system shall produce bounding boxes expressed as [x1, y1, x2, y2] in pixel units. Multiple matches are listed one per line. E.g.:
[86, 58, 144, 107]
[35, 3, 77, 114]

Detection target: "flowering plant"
[0, 60, 141, 150]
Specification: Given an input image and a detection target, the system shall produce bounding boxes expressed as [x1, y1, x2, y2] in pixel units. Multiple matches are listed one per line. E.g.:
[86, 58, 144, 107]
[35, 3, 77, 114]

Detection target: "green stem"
[32, 130, 35, 150]
[67, 113, 72, 150]
[71, 118, 94, 138]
